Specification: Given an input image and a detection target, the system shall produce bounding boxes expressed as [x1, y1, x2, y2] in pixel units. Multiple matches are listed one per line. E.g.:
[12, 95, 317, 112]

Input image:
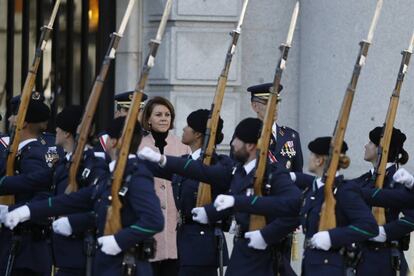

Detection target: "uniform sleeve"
[383, 208, 414, 241]
[292, 132, 303, 173]
[233, 170, 301, 217]
[164, 156, 233, 191]
[204, 203, 233, 224]
[29, 185, 95, 220]
[260, 217, 300, 245]
[0, 150, 52, 194]
[294, 173, 315, 190]
[114, 171, 164, 250]
[328, 183, 378, 247]
[361, 187, 414, 209]
[68, 212, 96, 233]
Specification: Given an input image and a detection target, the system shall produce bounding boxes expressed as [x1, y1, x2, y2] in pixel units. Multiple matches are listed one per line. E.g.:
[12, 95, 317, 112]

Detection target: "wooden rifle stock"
[319, 0, 384, 231]
[0, 0, 61, 206]
[196, 0, 249, 207]
[249, 1, 300, 231]
[372, 32, 414, 225]
[104, 0, 173, 235]
[66, 0, 136, 194]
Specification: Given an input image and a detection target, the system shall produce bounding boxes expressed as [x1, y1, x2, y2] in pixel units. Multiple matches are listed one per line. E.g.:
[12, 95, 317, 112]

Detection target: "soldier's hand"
[97, 235, 122, 255]
[191, 207, 209, 224]
[244, 230, 267, 250]
[0, 204, 8, 223]
[393, 168, 414, 189]
[214, 195, 235, 211]
[52, 217, 73, 237]
[369, 226, 386, 242]
[310, 231, 331, 251]
[4, 205, 31, 230]
[138, 147, 165, 166]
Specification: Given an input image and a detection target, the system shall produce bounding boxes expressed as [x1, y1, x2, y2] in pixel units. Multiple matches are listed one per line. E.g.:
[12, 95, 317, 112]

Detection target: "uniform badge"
[280, 140, 296, 158]
[45, 146, 59, 168]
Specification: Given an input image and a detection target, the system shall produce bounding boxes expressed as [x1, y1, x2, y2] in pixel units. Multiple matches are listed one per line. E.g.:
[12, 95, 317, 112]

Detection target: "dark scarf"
[151, 130, 168, 154]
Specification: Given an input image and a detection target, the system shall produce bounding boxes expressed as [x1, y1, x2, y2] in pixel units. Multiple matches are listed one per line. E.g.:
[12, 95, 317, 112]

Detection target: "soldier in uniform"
[353, 127, 414, 276]
[247, 83, 303, 172]
[97, 91, 148, 153]
[139, 109, 231, 276]
[291, 137, 378, 275]
[247, 83, 303, 275]
[139, 118, 302, 276]
[5, 117, 164, 276]
[48, 105, 109, 275]
[0, 99, 58, 276]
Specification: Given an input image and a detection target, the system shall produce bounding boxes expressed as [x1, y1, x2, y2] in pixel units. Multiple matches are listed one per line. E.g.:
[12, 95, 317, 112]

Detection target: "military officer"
[353, 127, 414, 276]
[291, 137, 378, 275]
[49, 105, 109, 275]
[140, 109, 231, 276]
[0, 98, 58, 276]
[247, 83, 303, 172]
[5, 117, 164, 276]
[96, 91, 148, 153]
[139, 118, 302, 276]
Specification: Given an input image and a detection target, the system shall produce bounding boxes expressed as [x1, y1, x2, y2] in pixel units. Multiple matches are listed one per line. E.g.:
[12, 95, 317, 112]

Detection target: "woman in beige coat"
[139, 96, 190, 276]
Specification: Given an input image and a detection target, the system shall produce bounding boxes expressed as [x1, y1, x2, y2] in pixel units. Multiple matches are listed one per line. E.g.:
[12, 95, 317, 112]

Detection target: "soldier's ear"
[108, 137, 118, 149]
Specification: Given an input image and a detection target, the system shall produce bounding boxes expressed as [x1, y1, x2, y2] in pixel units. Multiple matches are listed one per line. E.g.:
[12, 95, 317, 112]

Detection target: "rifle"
[371, 32, 414, 225]
[248, 1, 300, 231]
[196, 0, 250, 207]
[104, 0, 173, 235]
[0, 0, 61, 206]
[318, 0, 383, 231]
[66, 0, 136, 193]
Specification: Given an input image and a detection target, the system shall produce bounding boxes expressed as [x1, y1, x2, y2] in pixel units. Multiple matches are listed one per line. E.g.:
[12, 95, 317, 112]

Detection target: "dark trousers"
[152, 259, 179, 276]
[179, 266, 217, 276]
[11, 268, 44, 276]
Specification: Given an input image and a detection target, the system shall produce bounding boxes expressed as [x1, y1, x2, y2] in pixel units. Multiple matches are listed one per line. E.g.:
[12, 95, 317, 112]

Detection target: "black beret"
[234, 118, 262, 144]
[187, 109, 224, 145]
[10, 92, 45, 115]
[308, 136, 348, 156]
[247, 83, 283, 101]
[369, 126, 406, 150]
[106, 117, 142, 139]
[56, 105, 83, 136]
[25, 99, 50, 123]
[114, 91, 148, 109]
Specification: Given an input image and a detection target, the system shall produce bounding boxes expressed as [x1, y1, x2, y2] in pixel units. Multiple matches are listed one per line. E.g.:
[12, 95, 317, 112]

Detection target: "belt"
[364, 241, 399, 250]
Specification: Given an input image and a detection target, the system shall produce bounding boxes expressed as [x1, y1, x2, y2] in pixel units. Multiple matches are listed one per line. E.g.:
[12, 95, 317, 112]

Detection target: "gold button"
[200, 231, 205, 235]
[324, 259, 328, 264]
[108, 196, 112, 201]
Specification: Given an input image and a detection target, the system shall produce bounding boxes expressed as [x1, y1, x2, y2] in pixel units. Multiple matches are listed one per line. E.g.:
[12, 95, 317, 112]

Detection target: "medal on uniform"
[45, 146, 59, 168]
[280, 140, 296, 158]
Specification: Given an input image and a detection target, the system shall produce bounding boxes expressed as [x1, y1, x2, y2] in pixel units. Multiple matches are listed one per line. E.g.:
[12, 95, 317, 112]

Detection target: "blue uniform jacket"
[355, 166, 414, 276]
[28, 157, 164, 276]
[0, 139, 58, 274]
[147, 153, 232, 268]
[269, 125, 303, 173]
[51, 149, 108, 270]
[163, 155, 301, 276]
[296, 173, 378, 276]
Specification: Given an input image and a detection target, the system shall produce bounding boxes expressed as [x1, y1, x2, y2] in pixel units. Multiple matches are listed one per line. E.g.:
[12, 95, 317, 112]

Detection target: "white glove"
[370, 226, 387, 242]
[4, 205, 31, 230]
[393, 168, 414, 189]
[214, 195, 235, 211]
[97, 235, 122, 255]
[138, 147, 162, 163]
[244, 230, 268, 250]
[52, 217, 73, 237]
[191, 207, 209, 224]
[310, 231, 332, 251]
[0, 205, 8, 223]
